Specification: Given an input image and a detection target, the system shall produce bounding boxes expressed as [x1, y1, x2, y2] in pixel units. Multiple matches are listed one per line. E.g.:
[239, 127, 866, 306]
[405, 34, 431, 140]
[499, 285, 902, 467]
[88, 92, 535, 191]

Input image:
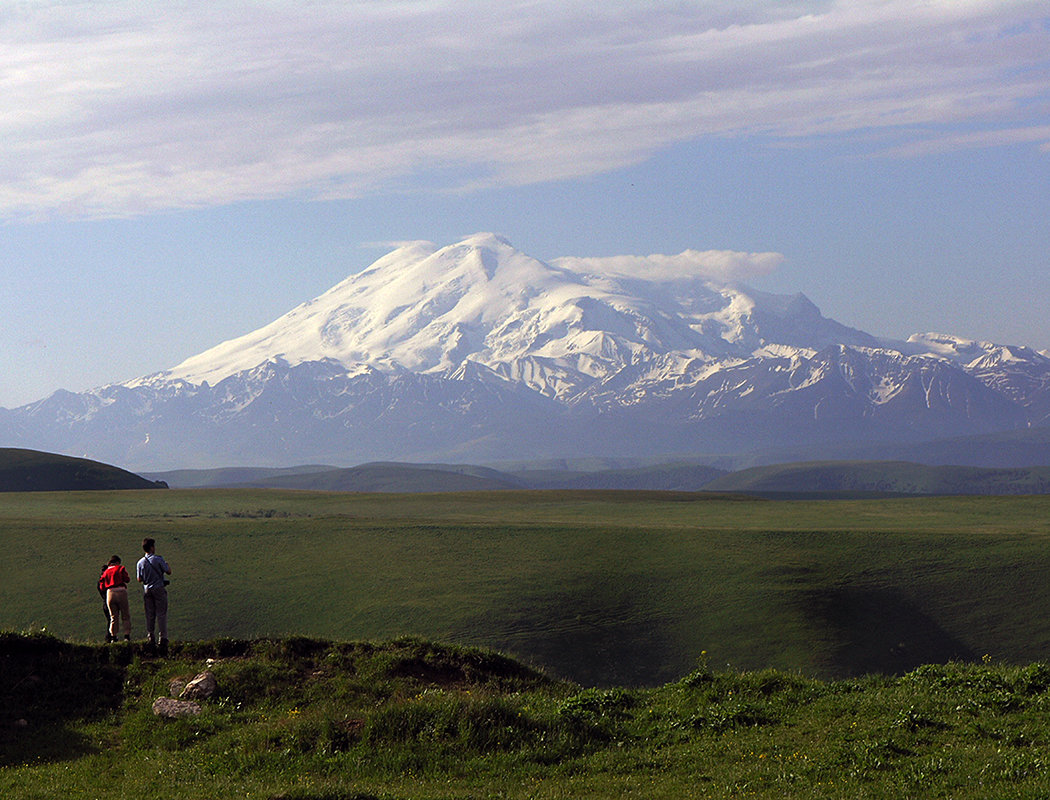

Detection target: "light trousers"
[106, 587, 131, 638]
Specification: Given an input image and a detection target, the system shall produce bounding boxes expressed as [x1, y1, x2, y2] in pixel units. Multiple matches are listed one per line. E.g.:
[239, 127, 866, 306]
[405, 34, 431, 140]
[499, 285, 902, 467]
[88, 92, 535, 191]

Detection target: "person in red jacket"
[99, 555, 132, 642]
[97, 561, 114, 642]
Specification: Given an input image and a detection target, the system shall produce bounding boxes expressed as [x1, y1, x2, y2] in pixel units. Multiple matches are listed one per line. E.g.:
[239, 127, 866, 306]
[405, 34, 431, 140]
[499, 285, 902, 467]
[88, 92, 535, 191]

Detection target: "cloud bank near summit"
[553, 250, 785, 284]
[2, 0, 1048, 219]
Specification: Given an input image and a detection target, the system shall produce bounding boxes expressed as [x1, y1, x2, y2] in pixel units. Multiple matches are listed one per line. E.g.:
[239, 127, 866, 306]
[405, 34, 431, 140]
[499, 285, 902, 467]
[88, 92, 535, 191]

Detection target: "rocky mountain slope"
[3, 234, 1048, 469]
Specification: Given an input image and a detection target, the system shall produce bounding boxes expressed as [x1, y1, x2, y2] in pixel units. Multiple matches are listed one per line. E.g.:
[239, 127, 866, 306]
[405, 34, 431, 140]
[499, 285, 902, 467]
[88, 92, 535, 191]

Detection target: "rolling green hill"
[0, 448, 166, 492]
[244, 462, 524, 492]
[7, 632, 1050, 799]
[138, 464, 336, 488]
[146, 457, 1050, 496]
[3, 489, 1050, 688]
[703, 460, 1050, 497]
[508, 462, 726, 490]
[7, 489, 1050, 798]
[145, 460, 725, 492]
[144, 461, 524, 491]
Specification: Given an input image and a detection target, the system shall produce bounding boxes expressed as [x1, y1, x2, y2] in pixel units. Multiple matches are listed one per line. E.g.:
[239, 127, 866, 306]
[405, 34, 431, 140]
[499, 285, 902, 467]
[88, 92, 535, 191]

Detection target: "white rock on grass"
[180, 670, 218, 701]
[152, 697, 201, 718]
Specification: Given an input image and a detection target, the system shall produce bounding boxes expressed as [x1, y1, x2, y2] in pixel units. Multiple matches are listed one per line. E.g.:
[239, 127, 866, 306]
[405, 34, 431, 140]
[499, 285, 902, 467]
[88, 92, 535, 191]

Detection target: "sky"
[2, 0, 1049, 408]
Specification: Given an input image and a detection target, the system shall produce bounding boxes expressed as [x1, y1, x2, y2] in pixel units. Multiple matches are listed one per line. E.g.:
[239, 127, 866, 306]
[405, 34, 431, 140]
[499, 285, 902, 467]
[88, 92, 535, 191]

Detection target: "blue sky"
[2, 0, 1049, 408]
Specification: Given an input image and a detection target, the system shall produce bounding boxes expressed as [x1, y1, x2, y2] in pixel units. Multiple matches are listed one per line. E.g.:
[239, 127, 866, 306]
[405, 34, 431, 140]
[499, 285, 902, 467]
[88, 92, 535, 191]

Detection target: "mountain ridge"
[4, 233, 1049, 470]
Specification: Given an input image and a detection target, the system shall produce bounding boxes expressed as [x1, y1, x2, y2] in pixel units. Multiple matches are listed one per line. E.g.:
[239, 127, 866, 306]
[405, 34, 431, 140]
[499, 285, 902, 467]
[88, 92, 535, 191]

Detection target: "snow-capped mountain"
[140, 233, 877, 401]
[3, 233, 1048, 469]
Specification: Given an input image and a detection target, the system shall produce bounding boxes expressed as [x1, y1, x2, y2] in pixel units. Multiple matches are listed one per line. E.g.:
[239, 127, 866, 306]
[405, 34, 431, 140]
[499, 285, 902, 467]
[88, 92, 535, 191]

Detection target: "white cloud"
[553, 250, 785, 284]
[1, 0, 1048, 218]
[882, 125, 1050, 158]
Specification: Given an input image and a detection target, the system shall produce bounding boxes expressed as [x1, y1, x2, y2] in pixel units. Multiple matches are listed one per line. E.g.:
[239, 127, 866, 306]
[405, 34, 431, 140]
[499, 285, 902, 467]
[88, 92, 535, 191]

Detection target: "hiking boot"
[158, 638, 169, 657]
[105, 633, 114, 643]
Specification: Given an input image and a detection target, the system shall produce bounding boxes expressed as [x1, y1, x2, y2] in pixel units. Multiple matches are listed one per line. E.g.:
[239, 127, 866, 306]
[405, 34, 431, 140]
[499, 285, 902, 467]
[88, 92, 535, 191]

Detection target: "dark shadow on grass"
[0, 633, 129, 766]
[268, 793, 382, 800]
[472, 574, 681, 688]
[801, 584, 976, 678]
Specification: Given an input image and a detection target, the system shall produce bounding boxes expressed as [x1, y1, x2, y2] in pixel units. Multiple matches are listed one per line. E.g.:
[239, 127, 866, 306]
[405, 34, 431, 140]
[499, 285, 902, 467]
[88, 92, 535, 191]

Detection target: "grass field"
[5, 633, 1050, 799]
[3, 489, 1050, 685]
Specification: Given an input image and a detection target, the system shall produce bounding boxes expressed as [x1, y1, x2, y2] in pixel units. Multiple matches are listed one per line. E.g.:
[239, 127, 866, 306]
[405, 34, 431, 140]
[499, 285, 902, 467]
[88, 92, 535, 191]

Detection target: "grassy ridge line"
[148, 458, 1050, 495]
[0, 448, 165, 491]
[704, 460, 1050, 496]
[2, 490, 1050, 685]
[144, 461, 728, 491]
[5, 632, 1050, 799]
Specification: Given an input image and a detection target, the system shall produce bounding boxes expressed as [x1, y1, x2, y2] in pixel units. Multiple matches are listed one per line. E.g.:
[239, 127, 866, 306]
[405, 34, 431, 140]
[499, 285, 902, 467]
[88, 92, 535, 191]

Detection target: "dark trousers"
[143, 587, 169, 641]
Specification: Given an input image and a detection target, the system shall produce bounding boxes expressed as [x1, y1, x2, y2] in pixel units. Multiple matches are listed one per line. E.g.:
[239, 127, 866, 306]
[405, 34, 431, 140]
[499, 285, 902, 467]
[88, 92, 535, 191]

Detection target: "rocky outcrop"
[152, 669, 218, 718]
[180, 670, 218, 700]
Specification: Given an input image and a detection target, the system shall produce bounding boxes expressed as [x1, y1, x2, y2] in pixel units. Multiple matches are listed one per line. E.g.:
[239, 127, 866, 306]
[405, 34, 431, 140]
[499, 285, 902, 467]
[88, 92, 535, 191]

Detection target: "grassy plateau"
[3, 489, 1050, 797]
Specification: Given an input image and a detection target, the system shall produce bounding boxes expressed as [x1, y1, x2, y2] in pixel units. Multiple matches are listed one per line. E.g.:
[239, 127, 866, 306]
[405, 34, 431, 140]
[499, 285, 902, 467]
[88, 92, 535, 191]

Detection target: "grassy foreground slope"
[4, 632, 1050, 799]
[2, 490, 1050, 686]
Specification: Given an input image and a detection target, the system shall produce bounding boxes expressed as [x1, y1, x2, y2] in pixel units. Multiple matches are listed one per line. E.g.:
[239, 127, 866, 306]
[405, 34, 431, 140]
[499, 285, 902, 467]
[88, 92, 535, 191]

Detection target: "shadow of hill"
[801, 585, 975, 678]
[469, 574, 682, 688]
[0, 633, 129, 766]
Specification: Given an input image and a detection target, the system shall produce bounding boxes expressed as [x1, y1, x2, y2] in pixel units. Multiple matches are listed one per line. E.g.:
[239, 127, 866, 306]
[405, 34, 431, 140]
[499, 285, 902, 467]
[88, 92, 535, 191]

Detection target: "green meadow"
[4, 489, 1050, 684]
[6, 490, 1050, 798]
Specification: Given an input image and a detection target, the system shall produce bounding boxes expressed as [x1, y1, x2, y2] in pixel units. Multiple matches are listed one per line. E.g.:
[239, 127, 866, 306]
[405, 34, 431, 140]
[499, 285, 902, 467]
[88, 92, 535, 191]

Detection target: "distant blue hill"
[145, 461, 725, 492]
[146, 457, 1050, 496]
[703, 460, 1050, 497]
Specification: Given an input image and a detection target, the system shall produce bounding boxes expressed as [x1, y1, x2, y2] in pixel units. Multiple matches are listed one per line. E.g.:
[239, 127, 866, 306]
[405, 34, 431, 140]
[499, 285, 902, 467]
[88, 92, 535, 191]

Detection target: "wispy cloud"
[2, 0, 1047, 218]
[554, 250, 785, 284]
[882, 125, 1050, 158]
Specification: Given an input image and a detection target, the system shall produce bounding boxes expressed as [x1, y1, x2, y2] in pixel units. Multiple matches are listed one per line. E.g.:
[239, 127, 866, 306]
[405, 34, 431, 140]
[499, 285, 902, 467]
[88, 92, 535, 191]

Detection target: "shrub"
[558, 688, 633, 726]
[364, 693, 539, 754]
[688, 699, 773, 733]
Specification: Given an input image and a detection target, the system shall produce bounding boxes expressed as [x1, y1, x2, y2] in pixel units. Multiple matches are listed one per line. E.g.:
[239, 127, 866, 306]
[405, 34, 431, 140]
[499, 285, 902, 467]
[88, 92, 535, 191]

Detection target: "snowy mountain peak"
[130, 233, 1026, 425]
[905, 332, 988, 361]
[902, 333, 1050, 370]
[8, 233, 1049, 470]
[157, 234, 859, 395]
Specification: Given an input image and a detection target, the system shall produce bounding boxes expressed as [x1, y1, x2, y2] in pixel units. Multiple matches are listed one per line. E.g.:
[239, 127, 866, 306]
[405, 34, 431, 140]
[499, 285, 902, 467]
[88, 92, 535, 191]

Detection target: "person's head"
[142, 538, 156, 554]
[108, 555, 121, 565]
